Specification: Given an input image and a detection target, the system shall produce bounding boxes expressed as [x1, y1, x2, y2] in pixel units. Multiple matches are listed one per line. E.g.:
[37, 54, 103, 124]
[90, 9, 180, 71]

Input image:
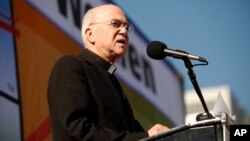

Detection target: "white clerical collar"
[108, 65, 116, 74]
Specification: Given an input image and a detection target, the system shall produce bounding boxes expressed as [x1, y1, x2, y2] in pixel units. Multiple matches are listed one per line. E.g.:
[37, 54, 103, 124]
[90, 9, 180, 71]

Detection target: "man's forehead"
[93, 5, 126, 19]
[94, 4, 122, 12]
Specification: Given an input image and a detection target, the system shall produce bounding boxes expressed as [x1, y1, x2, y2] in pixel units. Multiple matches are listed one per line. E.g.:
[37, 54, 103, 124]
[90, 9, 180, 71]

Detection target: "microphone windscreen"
[147, 41, 167, 60]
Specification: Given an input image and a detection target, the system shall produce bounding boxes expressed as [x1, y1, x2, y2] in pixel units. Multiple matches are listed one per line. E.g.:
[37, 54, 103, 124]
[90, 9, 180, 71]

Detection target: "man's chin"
[114, 51, 126, 58]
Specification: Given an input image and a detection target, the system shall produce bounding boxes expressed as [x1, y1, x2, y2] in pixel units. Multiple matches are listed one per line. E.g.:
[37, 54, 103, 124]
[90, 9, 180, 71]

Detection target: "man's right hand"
[147, 124, 169, 137]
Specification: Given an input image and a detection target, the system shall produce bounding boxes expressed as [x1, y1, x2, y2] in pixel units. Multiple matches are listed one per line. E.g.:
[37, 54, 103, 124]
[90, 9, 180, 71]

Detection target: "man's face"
[91, 6, 129, 62]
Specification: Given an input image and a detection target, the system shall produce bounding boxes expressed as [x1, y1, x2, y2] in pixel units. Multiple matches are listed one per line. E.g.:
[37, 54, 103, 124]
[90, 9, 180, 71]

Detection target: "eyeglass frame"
[89, 19, 134, 32]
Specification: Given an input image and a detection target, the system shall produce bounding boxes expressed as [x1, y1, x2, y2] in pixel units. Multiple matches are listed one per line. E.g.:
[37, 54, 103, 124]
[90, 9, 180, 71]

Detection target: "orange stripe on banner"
[25, 116, 51, 141]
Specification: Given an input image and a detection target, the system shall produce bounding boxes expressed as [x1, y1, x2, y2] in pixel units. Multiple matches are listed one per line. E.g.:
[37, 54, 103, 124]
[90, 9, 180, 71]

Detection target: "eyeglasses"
[89, 19, 134, 32]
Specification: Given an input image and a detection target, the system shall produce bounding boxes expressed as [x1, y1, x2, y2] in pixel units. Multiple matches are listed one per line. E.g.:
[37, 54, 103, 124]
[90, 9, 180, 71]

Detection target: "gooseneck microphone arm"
[147, 40, 212, 120]
[182, 57, 213, 119]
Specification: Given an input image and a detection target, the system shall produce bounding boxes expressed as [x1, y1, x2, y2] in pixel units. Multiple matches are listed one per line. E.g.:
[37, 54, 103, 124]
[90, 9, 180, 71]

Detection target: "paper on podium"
[211, 92, 236, 121]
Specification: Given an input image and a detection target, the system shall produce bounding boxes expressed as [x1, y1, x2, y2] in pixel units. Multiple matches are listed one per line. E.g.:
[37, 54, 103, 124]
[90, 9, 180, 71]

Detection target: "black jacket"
[47, 49, 148, 141]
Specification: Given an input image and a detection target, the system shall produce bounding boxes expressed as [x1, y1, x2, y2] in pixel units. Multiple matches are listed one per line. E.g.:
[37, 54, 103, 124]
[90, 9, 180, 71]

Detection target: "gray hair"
[81, 8, 95, 44]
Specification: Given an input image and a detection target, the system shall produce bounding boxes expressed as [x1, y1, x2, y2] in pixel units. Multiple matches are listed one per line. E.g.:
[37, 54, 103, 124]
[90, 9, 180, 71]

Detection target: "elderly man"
[47, 4, 168, 141]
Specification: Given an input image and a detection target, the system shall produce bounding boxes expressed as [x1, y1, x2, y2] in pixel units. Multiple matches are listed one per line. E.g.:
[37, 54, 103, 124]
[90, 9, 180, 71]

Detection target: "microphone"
[147, 41, 207, 62]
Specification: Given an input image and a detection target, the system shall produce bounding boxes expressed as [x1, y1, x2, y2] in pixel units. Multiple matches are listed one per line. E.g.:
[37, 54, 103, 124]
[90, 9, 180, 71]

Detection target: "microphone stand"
[182, 58, 213, 120]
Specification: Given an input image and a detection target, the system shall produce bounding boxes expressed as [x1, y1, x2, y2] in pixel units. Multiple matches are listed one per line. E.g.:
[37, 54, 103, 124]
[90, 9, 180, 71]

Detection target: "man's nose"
[119, 26, 128, 34]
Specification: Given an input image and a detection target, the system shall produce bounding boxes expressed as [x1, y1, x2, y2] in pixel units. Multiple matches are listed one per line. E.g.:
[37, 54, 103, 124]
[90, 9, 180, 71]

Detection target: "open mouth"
[117, 39, 126, 45]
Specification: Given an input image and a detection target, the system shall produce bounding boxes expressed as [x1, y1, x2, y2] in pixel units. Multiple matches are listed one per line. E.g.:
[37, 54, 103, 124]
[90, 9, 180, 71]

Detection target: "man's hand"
[147, 124, 169, 137]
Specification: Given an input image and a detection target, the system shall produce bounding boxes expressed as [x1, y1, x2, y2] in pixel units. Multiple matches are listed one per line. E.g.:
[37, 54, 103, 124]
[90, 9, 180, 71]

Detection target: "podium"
[140, 113, 234, 141]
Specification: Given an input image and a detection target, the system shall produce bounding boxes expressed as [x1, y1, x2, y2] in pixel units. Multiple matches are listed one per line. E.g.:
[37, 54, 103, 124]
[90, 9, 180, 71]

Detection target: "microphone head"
[147, 41, 167, 60]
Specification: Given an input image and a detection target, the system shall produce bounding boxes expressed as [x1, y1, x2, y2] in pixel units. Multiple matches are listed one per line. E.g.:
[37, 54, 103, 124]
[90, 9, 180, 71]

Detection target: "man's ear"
[85, 27, 95, 44]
